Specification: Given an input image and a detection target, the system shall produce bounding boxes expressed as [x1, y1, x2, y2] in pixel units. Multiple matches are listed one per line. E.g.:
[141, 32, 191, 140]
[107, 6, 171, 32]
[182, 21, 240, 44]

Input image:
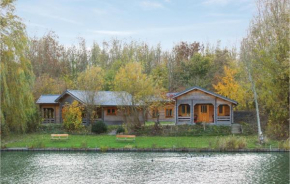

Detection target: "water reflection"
[1, 152, 289, 184]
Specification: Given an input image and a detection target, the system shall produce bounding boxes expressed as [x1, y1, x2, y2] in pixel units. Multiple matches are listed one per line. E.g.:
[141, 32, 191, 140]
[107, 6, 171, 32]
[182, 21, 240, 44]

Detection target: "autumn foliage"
[62, 101, 84, 131]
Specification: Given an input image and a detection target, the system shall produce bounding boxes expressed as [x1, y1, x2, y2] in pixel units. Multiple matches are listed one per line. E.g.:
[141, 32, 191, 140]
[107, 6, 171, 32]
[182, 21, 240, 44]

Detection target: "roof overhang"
[54, 90, 85, 104]
[172, 86, 238, 105]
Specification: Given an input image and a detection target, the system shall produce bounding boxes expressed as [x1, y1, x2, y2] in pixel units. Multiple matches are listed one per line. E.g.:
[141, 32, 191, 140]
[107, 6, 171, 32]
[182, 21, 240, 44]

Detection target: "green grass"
[1, 133, 280, 149]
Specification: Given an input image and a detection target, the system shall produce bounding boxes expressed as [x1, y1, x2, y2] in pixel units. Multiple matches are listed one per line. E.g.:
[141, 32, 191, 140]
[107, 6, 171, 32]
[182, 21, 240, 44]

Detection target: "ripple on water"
[1, 152, 289, 184]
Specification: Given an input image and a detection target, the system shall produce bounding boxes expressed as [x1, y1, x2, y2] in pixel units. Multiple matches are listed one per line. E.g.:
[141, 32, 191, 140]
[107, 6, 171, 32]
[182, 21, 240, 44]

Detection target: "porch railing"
[217, 116, 230, 122]
[43, 118, 55, 123]
[178, 117, 190, 121]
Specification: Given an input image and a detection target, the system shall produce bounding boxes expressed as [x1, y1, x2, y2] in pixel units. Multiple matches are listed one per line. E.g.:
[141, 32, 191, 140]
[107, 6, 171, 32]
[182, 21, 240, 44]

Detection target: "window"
[219, 105, 223, 114]
[107, 107, 117, 115]
[165, 109, 173, 118]
[201, 105, 207, 113]
[187, 105, 190, 114]
[182, 105, 186, 113]
[43, 108, 54, 119]
[181, 104, 190, 114]
[152, 109, 159, 118]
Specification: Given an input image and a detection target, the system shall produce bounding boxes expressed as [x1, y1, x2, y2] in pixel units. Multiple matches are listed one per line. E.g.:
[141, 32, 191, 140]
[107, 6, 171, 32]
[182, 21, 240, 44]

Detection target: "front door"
[200, 105, 209, 122]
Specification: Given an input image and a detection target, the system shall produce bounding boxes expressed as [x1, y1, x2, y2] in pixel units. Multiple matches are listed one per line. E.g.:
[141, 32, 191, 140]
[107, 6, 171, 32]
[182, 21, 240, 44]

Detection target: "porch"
[176, 102, 232, 125]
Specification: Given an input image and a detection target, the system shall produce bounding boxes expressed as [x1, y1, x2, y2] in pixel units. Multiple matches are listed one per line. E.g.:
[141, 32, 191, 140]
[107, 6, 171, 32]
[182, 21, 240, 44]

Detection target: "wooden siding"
[147, 104, 175, 122]
[176, 90, 215, 101]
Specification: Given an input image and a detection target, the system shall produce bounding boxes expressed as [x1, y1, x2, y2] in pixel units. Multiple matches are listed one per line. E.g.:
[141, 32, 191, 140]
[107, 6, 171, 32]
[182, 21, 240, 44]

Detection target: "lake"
[1, 152, 289, 184]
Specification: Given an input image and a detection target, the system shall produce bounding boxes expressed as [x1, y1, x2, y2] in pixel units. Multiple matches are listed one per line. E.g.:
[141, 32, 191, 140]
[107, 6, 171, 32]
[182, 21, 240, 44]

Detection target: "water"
[1, 152, 289, 184]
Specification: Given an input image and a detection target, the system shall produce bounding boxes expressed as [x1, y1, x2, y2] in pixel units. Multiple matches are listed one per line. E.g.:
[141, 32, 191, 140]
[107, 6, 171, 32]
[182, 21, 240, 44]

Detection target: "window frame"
[219, 105, 223, 114]
[165, 108, 173, 118]
[107, 107, 117, 115]
[201, 105, 207, 113]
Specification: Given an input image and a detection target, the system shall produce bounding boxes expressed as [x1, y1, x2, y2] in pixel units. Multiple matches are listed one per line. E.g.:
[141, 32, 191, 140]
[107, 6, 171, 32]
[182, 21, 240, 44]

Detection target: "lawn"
[1, 133, 280, 149]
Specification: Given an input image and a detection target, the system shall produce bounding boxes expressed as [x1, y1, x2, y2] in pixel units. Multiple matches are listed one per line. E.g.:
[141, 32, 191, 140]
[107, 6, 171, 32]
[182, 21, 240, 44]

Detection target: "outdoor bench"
[51, 134, 69, 140]
[116, 135, 136, 142]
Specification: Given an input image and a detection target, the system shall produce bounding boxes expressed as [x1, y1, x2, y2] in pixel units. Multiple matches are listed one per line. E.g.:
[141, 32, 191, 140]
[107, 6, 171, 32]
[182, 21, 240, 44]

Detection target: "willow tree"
[1, 0, 38, 134]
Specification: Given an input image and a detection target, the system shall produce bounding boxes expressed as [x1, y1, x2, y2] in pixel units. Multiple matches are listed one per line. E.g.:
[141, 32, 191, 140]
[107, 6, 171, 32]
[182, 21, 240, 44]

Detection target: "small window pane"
[182, 105, 185, 113]
[219, 105, 223, 114]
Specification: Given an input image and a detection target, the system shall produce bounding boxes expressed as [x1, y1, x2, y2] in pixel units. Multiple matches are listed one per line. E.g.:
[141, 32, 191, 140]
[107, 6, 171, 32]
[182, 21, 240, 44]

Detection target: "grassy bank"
[1, 133, 280, 149]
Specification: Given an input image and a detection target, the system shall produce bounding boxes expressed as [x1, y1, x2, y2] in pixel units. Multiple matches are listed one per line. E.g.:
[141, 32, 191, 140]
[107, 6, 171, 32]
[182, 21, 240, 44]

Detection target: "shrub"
[62, 101, 84, 131]
[215, 136, 247, 150]
[266, 120, 289, 140]
[240, 122, 256, 135]
[100, 146, 108, 152]
[38, 124, 64, 133]
[278, 139, 290, 150]
[116, 126, 125, 134]
[92, 121, 107, 134]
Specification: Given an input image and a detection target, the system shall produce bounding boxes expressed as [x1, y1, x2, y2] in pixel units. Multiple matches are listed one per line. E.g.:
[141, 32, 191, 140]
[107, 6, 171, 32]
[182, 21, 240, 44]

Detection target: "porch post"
[54, 105, 56, 123]
[102, 107, 105, 122]
[230, 104, 233, 124]
[214, 98, 217, 124]
[190, 100, 193, 124]
[59, 103, 62, 123]
[192, 102, 196, 124]
[175, 101, 178, 125]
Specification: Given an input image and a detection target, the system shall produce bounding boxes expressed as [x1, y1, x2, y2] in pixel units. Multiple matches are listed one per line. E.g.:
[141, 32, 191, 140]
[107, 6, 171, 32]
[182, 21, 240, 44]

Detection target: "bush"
[62, 101, 84, 131]
[38, 124, 64, 133]
[266, 120, 289, 140]
[92, 121, 107, 134]
[239, 122, 256, 135]
[215, 136, 247, 150]
[278, 139, 290, 150]
[116, 126, 125, 134]
[135, 124, 231, 136]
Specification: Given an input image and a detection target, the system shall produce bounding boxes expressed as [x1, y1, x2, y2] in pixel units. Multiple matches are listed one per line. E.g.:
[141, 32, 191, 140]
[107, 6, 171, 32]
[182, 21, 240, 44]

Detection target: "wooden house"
[36, 86, 237, 125]
[172, 86, 238, 125]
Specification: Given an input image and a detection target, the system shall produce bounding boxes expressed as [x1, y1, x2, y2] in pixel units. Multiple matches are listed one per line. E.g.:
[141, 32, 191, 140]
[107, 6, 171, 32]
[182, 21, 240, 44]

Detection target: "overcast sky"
[15, 0, 256, 50]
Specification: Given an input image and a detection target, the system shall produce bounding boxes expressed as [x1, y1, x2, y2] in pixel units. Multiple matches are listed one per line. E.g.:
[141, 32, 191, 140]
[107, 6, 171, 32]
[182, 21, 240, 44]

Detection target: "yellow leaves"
[213, 66, 244, 105]
[77, 66, 104, 91]
[62, 101, 84, 131]
[114, 62, 155, 100]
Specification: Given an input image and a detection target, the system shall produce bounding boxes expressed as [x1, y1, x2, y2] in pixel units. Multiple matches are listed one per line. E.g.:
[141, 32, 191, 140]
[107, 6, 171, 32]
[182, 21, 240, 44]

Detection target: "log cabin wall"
[147, 104, 175, 122]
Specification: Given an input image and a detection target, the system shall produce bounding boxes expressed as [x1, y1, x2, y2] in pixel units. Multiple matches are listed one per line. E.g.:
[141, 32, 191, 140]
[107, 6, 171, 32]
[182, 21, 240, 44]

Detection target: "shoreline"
[1, 148, 289, 152]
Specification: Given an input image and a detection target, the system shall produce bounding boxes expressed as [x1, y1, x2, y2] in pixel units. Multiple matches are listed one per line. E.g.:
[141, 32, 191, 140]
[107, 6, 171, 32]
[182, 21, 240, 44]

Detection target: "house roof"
[55, 90, 133, 106]
[36, 94, 60, 104]
[172, 86, 238, 105]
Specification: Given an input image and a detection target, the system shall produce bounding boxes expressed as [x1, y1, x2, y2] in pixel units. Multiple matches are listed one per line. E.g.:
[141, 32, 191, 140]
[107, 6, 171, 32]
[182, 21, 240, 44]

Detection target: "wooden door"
[200, 105, 209, 122]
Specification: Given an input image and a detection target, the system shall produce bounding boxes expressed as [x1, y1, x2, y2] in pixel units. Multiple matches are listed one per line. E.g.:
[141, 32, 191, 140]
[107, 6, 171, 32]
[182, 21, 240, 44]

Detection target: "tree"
[77, 66, 104, 125]
[62, 101, 84, 131]
[114, 62, 155, 131]
[240, 0, 289, 140]
[1, 0, 39, 134]
[213, 66, 244, 101]
[33, 74, 66, 100]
